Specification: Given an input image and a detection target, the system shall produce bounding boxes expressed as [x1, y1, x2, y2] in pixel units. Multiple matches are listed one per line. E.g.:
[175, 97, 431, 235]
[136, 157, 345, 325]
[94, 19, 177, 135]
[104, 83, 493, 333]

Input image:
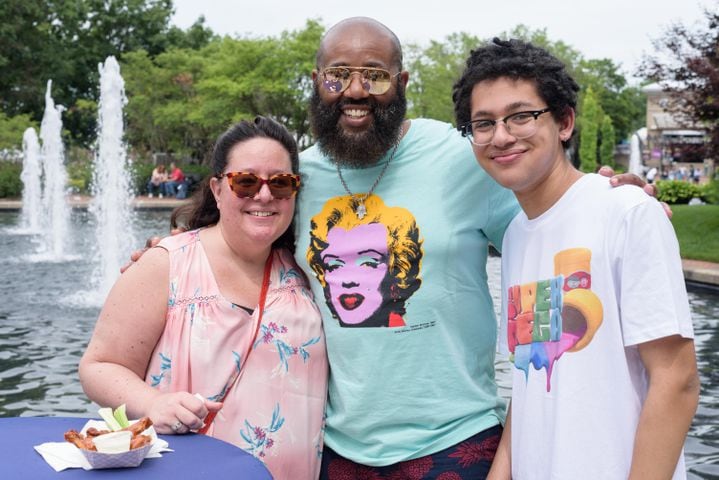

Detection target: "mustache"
[326, 97, 376, 119]
[309, 82, 407, 167]
[337, 98, 372, 108]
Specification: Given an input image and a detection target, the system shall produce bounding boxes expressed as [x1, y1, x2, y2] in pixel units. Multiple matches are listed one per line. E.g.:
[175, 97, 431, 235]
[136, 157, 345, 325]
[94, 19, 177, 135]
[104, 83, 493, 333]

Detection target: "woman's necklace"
[335, 141, 400, 219]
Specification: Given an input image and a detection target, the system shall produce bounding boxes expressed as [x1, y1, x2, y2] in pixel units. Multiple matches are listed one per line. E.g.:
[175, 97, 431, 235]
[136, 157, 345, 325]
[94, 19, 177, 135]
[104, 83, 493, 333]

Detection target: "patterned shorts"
[319, 424, 502, 480]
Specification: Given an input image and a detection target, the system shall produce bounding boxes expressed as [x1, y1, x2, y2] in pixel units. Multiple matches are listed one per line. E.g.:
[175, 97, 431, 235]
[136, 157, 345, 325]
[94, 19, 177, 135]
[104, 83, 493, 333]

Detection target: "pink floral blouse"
[146, 229, 328, 479]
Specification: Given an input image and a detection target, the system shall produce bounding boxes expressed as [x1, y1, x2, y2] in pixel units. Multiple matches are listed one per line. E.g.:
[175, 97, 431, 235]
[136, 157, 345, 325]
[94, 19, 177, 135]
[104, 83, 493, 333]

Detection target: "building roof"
[651, 112, 703, 131]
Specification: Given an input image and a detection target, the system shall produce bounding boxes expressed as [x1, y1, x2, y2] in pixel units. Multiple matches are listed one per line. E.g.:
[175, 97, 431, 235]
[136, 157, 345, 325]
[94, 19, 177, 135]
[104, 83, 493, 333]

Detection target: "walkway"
[682, 259, 719, 290]
[0, 195, 190, 210]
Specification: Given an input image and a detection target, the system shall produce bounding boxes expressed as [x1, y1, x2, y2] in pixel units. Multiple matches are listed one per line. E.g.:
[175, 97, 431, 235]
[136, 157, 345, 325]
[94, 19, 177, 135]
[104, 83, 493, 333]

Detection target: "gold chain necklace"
[335, 141, 400, 219]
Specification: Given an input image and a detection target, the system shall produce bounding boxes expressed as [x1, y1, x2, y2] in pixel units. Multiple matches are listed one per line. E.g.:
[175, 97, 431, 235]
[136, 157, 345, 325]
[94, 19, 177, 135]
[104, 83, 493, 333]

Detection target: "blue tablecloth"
[0, 416, 273, 479]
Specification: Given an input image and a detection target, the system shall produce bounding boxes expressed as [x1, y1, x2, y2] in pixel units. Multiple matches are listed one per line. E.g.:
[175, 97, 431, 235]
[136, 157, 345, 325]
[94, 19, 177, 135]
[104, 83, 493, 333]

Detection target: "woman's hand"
[147, 392, 223, 434]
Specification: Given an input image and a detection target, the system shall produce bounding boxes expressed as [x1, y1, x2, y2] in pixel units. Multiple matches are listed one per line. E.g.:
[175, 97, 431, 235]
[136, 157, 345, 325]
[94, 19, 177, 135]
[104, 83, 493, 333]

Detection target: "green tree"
[122, 19, 324, 162]
[579, 88, 601, 172]
[0, 162, 23, 197]
[270, 19, 324, 148]
[577, 58, 645, 142]
[123, 46, 209, 159]
[196, 19, 322, 150]
[599, 115, 616, 167]
[0, 1, 58, 118]
[405, 32, 480, 122]
[0, 0, 186, 147]
[0, 112, 36, 150]
[165, 16, 217, 50]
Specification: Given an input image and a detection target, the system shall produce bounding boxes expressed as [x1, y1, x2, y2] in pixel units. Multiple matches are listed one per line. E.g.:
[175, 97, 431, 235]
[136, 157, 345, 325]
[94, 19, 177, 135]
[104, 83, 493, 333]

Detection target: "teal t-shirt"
[295, 118, 519, 466]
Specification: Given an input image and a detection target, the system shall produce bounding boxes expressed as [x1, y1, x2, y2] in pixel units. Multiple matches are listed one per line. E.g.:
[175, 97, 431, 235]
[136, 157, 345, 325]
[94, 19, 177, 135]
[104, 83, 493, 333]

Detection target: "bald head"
[316, 17, 403, 70]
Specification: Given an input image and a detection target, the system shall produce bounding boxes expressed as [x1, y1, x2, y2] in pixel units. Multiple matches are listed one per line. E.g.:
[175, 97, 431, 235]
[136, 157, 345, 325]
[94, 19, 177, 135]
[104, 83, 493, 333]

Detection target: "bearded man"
[297, 17, 519, 478]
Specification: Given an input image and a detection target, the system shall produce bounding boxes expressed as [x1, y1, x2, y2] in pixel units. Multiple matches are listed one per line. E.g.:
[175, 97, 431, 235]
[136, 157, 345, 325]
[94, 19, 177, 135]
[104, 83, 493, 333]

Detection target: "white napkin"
[34, 419, 172, 472]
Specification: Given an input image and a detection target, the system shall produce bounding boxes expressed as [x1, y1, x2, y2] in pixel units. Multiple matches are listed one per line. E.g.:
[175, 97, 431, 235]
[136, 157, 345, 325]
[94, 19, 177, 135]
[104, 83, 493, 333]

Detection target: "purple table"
[0, 416, 273, 479]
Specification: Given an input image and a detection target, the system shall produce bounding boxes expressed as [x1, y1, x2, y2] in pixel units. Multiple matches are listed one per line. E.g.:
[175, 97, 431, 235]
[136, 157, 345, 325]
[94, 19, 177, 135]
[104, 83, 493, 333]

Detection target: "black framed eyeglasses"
[460, 108, 552, 146]
[319, 66, 400, 95]
[215, 172, 300, 199]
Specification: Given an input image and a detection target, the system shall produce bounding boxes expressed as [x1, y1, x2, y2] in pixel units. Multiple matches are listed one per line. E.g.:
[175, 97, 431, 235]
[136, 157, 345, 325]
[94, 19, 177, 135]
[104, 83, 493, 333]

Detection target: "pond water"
[0, 209, 717, 478]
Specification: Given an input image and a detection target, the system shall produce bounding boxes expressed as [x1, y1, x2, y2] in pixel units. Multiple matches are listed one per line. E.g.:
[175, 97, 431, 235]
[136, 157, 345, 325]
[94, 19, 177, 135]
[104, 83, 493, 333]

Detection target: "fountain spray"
[89, 56, 137, 298]
[39, 80, 70, 259]
[20, 128, 42, 233]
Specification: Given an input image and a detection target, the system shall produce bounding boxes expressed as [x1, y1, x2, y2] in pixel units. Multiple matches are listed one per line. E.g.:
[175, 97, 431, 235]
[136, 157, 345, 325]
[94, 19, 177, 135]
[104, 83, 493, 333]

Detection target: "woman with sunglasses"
[79, 117, 328, 480]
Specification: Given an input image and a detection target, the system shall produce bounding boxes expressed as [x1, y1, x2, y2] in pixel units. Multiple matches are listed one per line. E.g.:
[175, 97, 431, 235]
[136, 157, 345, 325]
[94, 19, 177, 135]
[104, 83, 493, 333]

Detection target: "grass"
[670, 205, 719, 263]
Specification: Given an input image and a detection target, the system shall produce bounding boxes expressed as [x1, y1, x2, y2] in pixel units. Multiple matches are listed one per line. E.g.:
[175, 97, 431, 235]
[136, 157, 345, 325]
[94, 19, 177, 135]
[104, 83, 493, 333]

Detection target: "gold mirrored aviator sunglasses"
[216, 172, 300, 199]
[319, 66, 400, 95]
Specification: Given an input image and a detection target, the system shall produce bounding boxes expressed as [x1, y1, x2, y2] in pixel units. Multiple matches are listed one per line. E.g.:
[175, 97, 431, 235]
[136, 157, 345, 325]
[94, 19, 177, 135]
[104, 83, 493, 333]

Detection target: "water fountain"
[628, 127, 647, 177]
[38, 80, 70, 259]
[88, 56, 136, 300]
[19, 128, 42, 233]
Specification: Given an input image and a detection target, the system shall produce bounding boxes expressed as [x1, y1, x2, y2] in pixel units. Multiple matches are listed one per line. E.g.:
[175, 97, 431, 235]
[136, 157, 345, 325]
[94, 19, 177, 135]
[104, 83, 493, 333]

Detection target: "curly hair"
[170, 116, 299, 252]
[452, 38, 580, 149]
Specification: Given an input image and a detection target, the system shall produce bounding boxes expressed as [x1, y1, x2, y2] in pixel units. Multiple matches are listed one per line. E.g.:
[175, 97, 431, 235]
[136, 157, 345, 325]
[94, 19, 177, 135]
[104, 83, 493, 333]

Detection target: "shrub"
[0, 112, 35, 150]
[700, 179, 719, 205]
[131, 162, 156, 194]
[0, 161, 22, 198]
[182, 163, 211, 178]
[655, 180, 702, 204]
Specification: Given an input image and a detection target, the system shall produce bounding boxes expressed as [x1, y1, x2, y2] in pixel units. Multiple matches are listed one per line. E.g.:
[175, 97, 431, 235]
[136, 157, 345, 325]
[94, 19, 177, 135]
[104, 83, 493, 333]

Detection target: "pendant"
[355, 202, 367, 219]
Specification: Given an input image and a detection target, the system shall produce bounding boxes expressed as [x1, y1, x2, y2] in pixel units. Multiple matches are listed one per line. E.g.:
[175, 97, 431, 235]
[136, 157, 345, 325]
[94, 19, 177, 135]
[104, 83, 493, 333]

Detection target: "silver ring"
[171, 420, 183, 432]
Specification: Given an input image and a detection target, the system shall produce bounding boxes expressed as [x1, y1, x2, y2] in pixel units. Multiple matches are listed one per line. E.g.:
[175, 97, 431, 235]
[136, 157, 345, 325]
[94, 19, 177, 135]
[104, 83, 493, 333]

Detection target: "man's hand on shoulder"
[597, 165, 672, 218]
[119, 236, 162, 274]
[119, 220, 190, 274]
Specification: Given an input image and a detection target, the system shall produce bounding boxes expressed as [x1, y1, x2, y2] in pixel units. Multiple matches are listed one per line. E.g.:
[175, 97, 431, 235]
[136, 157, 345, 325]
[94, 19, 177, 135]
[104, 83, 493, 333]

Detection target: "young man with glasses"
[452, 38, 699, 479]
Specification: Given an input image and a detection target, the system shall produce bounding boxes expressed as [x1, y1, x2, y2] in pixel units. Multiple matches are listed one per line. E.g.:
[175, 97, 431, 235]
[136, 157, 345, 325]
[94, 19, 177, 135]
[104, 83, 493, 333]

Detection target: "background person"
[164, 161, 187, 198]
[146, 163, 167, 198]
[80, 117, 328, 480]
[646, 166, 658, 184]
[452, 37, 699, 480]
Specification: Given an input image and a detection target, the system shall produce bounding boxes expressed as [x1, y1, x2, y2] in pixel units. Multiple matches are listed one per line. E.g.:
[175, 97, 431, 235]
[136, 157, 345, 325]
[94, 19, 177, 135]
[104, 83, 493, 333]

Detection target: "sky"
[170, 0, 713, 83]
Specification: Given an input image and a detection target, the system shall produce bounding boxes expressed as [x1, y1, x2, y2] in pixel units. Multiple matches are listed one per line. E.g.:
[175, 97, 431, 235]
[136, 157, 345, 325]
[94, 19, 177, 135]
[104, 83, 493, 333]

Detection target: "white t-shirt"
[499, 174, 693, 479]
